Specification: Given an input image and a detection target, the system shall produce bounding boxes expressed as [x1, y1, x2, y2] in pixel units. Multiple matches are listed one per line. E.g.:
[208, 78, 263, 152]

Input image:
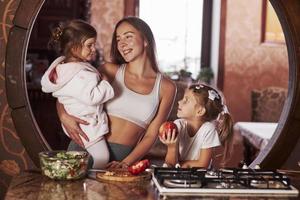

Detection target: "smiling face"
[115, 22, 147, 62]
[72, 37, 97, 62]
[177, 89, 205, 119]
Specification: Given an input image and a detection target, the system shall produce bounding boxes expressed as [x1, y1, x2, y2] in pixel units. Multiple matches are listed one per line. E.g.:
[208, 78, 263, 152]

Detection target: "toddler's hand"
[159, 129, 178, 146]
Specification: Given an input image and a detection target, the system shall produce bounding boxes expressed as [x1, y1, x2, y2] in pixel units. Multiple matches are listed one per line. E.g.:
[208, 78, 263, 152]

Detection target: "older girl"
[159, 84, 233, 168]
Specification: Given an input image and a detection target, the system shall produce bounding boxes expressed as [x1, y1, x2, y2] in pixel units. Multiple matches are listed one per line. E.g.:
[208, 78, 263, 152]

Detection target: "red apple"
[159, 121, 178, 138]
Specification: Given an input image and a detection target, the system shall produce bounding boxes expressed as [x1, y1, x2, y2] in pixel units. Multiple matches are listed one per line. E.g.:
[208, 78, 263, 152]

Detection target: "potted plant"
[179, 69, 193, 82]
[196, 67, 214, 84]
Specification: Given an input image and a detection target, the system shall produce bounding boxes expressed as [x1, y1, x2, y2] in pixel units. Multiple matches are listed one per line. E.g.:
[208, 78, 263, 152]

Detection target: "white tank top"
[105, 65, 162, 128]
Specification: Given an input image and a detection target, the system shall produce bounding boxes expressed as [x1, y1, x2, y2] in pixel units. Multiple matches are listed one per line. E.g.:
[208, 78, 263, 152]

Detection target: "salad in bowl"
[39, 150, 90, 180]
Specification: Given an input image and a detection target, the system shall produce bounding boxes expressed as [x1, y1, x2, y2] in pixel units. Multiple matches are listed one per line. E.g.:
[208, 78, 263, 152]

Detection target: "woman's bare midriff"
[105, 115, 145, 147]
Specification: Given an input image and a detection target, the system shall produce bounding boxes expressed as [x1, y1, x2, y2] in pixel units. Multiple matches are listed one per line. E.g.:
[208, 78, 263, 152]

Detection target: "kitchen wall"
[222, 0, 288, 122]
[89, 0, 124, 62]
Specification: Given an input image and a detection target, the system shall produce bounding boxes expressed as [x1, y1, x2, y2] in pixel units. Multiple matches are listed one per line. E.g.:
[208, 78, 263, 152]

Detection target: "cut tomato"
[128, 159, 150, 175]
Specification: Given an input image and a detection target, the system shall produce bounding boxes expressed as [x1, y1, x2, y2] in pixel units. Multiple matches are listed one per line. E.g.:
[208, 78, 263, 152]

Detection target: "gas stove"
[152, 167, 299, 197]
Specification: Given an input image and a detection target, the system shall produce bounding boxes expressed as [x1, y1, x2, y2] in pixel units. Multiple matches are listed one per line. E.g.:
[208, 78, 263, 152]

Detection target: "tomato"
[128, 159, 150, 175]
[159, 121, 178, 138]
[70, 169, 75, 177]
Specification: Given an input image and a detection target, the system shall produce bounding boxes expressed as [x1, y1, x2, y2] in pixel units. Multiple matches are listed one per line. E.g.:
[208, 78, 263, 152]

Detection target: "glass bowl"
[39, 150, 90, 180]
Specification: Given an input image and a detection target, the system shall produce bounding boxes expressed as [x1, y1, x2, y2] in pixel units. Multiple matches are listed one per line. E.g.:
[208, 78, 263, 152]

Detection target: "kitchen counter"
[5, 171, 300, 200]
[5, 171, 155, 200]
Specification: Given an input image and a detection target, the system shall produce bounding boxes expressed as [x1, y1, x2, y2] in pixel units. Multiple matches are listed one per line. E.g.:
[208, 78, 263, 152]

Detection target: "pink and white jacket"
[41, 56, 114, 148]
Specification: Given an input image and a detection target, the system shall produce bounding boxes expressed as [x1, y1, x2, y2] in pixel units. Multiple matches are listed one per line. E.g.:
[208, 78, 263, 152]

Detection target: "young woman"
[57, 17, 177, 168]
[41, 19, 114, 168]
[159, 84, 233, 168]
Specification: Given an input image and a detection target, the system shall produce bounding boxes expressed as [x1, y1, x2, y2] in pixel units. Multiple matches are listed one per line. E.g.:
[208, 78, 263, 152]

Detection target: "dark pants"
[68, 140, 134, 166]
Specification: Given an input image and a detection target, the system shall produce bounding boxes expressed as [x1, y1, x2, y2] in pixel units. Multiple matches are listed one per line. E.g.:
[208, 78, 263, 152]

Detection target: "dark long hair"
[110, 16, 159, 72]
[48, 19, 97, 58]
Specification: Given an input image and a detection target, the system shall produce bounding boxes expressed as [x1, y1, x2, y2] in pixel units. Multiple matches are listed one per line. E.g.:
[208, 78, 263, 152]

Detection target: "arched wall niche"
[5, 0, 300, 169]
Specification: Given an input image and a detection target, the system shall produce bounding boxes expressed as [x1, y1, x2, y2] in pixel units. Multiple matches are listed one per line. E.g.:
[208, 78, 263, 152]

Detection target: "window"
[139, 0, 203, 79]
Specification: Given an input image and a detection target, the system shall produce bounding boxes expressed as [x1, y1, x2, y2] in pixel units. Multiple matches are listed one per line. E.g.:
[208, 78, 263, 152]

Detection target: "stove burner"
[163, 179, 202, 188]
[219, 181, 234, 189]
[250, 179, 287, 189]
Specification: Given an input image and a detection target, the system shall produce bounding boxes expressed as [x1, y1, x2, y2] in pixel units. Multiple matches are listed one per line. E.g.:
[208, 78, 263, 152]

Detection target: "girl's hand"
[159, 129, 178, 146]
[61, 114, 89, 147]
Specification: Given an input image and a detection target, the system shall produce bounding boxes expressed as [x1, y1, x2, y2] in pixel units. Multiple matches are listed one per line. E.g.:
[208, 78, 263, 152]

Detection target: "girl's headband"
[192, 83, 229, 114]
[193, 84, 220, 101]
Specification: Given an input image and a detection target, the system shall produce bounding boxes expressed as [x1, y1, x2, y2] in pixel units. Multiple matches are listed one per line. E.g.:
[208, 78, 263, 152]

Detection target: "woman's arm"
[122, 77, 177, 166]
[56, 101, 89, 147]
[181, 148, 213, 168]
[97, 62, 118, 82]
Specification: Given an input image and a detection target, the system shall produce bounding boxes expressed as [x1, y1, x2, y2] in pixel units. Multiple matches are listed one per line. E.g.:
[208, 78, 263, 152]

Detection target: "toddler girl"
[159, 83, 233, 168]
[41, 19, 114, 169]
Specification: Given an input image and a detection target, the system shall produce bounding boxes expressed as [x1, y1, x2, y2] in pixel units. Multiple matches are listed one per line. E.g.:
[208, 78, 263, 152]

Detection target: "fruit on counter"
[159, 121, 178, 138]
[128, 159, 150, 175]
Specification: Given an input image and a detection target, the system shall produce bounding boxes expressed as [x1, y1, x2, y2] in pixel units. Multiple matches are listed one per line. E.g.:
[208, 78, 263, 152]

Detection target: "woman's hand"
[106, 161, 129, 169]
[62, 114, 90, 147]
[159, 129, 178, 146]
[57, 101, 89, 147]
